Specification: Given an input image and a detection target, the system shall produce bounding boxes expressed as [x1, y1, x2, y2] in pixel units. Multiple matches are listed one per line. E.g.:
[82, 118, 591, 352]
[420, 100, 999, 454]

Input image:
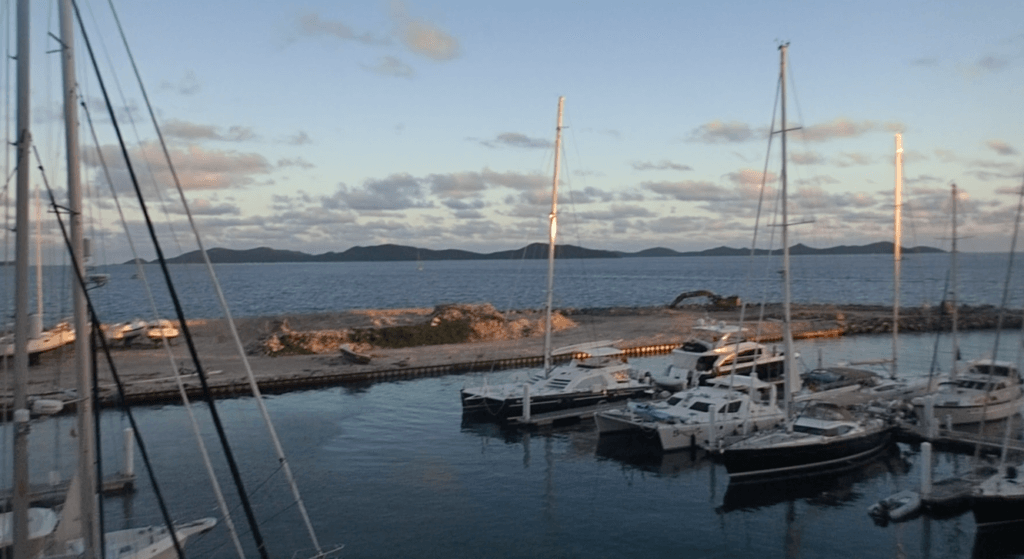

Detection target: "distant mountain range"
[125, 241, 944, 265]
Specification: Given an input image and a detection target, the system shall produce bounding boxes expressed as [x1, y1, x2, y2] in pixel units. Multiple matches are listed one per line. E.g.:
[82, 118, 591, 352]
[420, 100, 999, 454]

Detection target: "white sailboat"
[460, 97, 654, 423]
[717, 44, 895, 480]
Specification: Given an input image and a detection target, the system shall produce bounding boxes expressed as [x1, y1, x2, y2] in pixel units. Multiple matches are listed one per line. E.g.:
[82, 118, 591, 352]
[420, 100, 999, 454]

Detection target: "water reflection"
[594, 433, 712, 477]
[973, 525, 1024, 559]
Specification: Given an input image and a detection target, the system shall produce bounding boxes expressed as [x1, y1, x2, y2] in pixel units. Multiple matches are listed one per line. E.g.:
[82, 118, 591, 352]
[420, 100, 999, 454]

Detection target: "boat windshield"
[968, 364, 1015, 378]
[688, 401, 712, 412]
[695, 355, 718, 372]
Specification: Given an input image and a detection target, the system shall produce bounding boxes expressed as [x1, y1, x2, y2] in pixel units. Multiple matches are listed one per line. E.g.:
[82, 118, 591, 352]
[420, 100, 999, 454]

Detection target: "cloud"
[577, 204, 656, 221]
[910, 57, 939, 67]
[277, 157, 315, 169]
[327, 173, 431, 211]
[833, 152, 876, 167]
[631, 160, 693, 172]
[160, 70, 200, 96]
[797, 118, 904, 142]
[790, 151, 826, 165]
[287, 131, 312, 145]
[364, 56, 415, 78]
[723, 169, 777, 188]
[427, 172, 488, 199]
[298, 13, 388, 45]
[987, 140, 1018, 156]
[391, 2, 460, 61]
[171, 198, 241, 216]
[687, 121, 754, 143]
[84, 143, 272, 191]
[478, 133, 551, 149]
[162, 119, 257, 142]
[793, 175, 840, 187]
[643, 180, 733, 201]
[973, 54, 1010, 74]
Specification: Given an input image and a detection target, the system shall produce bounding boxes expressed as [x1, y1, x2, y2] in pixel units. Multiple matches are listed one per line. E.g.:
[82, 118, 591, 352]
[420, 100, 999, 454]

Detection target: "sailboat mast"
[892, 134, 903, 379]
[543, 96, 564, 374]
[779, 44, 796, 419]
[12, 0, 32, 555]
[951, 182, 959, 379]
[61, 0, 101, 555]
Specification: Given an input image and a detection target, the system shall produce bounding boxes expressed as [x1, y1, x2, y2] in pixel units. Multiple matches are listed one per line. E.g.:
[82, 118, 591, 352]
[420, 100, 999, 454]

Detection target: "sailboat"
[716, 44, 895, 480]
[7, 2, 217, 558]
[909, 184, 1024, 426]
[459, 97, 654, 423]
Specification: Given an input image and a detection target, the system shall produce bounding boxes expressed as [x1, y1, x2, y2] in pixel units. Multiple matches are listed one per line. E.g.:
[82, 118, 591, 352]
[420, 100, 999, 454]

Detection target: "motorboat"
[910, 359, 1024, 426]
[460, 343, 655, 422]
[651, 320, 787, 391]
[594, 374, 784, 452]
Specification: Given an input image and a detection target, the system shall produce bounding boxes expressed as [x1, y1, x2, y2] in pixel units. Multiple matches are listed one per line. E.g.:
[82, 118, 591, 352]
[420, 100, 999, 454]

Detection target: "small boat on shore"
[146, 319, 180, 345]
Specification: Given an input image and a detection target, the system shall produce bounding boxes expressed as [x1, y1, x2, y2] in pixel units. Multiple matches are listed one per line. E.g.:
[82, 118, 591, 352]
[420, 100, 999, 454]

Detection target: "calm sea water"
[3, 330, 1021, 559]
[3, 253, 1024, 558]
[6, 251, 1022, 325]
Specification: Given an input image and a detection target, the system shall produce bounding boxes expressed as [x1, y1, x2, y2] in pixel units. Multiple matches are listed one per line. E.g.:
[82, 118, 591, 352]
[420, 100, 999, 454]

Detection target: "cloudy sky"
[16, 0, 1024, 262]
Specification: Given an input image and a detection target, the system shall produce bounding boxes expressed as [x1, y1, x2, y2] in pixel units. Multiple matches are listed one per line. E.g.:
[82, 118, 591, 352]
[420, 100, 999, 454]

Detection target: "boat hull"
[973, 494, 1024, 529]
[914, 396, 1023, 426]
[461, 387, 650, 423]
[596, 410, 785, 452]
[720, 426, 894, 480]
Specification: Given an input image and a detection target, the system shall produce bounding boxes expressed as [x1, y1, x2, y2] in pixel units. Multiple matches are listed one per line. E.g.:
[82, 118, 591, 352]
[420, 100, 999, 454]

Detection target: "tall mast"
[779, 44, 796, 420]
[61, 0, 100, 555]
[892, 134, 903, 379]
[543, 96, 564, 375]
[950, 182, 959, 379]
[12, 0, 32, 556]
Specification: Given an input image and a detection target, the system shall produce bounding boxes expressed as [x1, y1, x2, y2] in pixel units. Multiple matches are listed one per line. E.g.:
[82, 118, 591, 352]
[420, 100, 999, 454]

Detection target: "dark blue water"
[6, 252, 1022, 325]
[5, 330, 1021, 558]
[3, 253, 1023, 557]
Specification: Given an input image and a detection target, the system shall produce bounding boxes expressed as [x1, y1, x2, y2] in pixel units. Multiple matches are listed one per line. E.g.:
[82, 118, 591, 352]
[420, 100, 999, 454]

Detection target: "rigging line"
[0, 0, 10, 490]
[79, 96, 248, 559]
[33, 142, 183, 559]
[975, 171, 1024, 461]
[70, 4, 273, 559]
[81, 0, 190, 264]
[102, 1, 324, 553]
[746, 70, 782, 343]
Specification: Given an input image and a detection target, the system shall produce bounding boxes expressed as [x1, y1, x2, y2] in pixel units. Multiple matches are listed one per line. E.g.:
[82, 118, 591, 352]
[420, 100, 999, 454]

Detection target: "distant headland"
[123, 241, 943, 265]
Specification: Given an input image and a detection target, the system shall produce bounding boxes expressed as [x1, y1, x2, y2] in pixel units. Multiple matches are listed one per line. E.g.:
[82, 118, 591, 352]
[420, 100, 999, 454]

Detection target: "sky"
[9, 0, 1024, 263]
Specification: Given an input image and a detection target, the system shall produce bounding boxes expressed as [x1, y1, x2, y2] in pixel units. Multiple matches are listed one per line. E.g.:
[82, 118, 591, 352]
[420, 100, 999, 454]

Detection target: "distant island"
[124, 241, 944, 265]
